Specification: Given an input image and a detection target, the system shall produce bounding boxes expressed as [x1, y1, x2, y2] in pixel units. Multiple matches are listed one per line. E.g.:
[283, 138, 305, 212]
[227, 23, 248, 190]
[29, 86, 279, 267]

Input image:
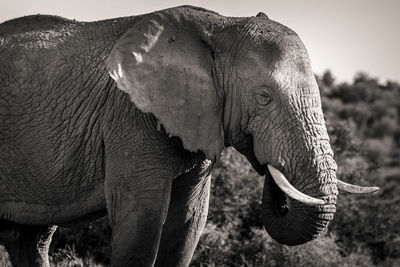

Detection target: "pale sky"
[1, 0, 399, 83]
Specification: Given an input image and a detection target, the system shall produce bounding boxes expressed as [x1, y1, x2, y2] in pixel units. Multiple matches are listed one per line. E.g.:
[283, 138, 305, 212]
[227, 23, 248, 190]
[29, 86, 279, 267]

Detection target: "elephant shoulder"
[0, 15, 81, 49]
[1, 14, 72, 27]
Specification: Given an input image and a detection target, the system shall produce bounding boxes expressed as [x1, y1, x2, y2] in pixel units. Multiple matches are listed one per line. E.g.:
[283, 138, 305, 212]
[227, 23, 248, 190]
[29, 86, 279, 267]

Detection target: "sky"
[1, 0, 399, 83]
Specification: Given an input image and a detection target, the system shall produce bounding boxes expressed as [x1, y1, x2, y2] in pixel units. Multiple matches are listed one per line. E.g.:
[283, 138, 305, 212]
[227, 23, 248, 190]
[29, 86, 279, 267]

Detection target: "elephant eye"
[256, 92, 272, 106]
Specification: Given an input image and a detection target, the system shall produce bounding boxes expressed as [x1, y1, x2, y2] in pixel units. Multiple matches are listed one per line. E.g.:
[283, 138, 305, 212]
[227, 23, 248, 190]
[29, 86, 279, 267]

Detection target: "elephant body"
[1, 13, 211, 266]
[0, 14, 181, 223]
[0, 5, 377, 267]
[0, 15, 130, 222]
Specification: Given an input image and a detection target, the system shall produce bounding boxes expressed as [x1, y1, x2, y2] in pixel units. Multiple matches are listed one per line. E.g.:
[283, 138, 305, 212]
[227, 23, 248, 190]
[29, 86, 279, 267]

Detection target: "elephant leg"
[104, 151, 173, 267]
[0, 220, 19, 246]
[1, 222, 56, 267]
[103, 115, 202, 265]
[155, 171, 211, 267]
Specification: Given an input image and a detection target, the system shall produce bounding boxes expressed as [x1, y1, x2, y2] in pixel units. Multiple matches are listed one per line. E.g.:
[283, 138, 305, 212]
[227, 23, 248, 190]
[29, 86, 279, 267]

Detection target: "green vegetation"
[1, 71, 399, 266]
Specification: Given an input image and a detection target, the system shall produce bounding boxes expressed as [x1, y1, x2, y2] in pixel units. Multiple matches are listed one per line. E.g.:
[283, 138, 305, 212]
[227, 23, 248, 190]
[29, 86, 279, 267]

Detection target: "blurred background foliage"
[1, 71, 399, 266]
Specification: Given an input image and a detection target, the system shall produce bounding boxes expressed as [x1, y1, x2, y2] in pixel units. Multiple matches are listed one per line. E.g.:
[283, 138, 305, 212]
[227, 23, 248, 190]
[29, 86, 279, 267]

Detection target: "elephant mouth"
[251, 159, 267, 176]
[266, 165, 326, 206]
[263, 171, 289, 216]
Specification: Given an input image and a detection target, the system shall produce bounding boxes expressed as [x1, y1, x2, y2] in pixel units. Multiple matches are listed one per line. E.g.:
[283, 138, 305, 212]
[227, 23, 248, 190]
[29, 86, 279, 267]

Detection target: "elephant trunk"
[261, 141, 338, 245]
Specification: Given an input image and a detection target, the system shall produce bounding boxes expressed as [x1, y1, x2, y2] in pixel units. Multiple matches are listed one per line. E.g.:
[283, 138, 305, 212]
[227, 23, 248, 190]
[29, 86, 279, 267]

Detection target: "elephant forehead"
[239, 44, 314, 93]
[268, 45, 316, 94]
[242, 18, 311, 70]
[272, 67, 318, 96]
[236, 40, 311, 81]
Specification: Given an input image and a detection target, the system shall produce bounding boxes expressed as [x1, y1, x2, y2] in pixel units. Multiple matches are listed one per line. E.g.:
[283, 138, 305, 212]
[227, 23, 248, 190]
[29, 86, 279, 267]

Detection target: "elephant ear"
[105, 12, 224, 160]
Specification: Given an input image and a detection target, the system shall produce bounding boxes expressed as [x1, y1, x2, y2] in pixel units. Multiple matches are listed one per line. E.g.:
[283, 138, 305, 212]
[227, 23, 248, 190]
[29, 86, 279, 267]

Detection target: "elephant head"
[106, 7, 378, 245]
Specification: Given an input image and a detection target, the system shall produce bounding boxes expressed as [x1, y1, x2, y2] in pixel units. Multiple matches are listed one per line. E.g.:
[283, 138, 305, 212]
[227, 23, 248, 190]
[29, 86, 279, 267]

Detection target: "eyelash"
[256, 92, 272, 106]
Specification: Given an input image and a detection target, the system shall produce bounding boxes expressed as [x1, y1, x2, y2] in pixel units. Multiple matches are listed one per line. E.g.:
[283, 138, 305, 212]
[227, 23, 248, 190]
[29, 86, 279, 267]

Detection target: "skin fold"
[0, 5, 340, 266]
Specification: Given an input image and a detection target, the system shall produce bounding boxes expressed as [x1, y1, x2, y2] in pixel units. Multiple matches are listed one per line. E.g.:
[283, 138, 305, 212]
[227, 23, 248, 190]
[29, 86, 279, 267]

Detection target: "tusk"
[337, 179, 380, 194]
[267, 165, 325, 206]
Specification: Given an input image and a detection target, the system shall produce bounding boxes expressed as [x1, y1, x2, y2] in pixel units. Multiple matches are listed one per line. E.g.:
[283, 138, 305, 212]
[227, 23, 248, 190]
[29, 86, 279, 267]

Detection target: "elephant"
[0, 5, 379, 267]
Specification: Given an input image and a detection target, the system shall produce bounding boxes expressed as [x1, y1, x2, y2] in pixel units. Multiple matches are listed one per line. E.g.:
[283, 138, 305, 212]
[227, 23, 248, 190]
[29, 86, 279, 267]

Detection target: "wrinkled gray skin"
[0, 6, 338, 267]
